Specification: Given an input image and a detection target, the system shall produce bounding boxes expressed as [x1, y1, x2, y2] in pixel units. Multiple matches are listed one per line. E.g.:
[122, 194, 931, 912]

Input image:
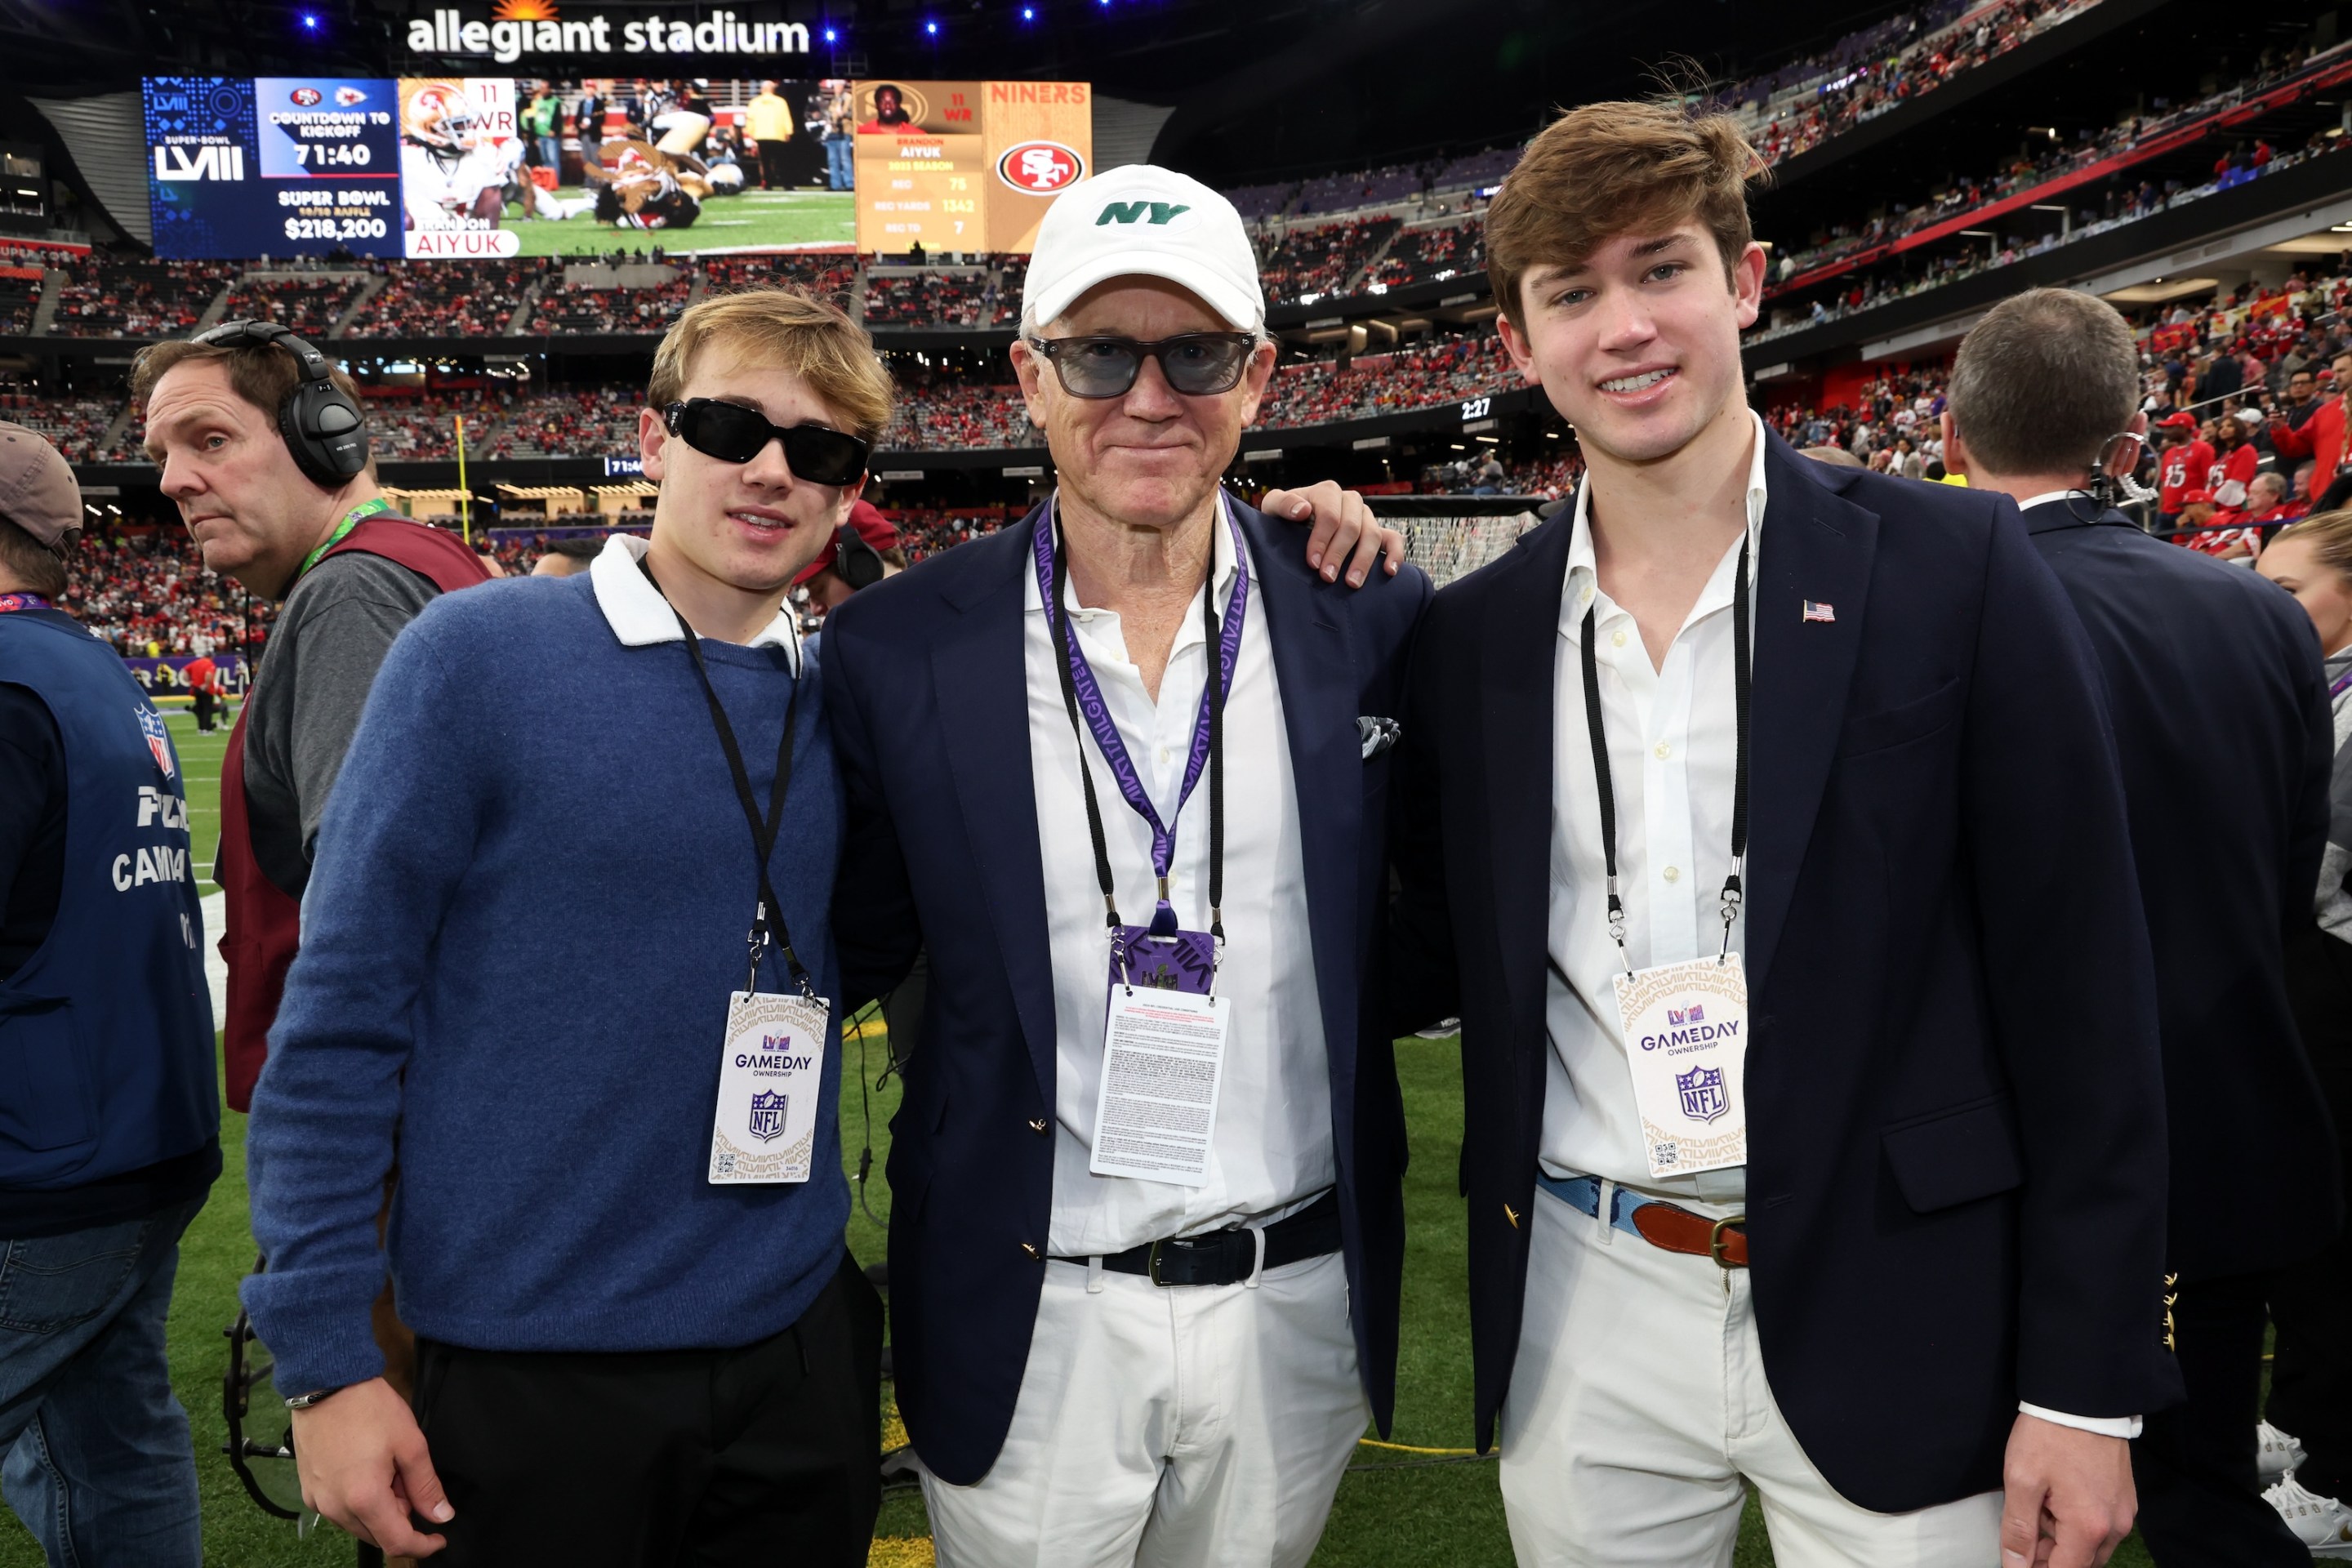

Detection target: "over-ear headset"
[191, 319, 370, 488]
[833, 523, 886, 591]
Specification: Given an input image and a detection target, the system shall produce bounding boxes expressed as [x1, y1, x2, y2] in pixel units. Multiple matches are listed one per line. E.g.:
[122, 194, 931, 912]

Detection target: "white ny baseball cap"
[1022, 165, 1264, 333]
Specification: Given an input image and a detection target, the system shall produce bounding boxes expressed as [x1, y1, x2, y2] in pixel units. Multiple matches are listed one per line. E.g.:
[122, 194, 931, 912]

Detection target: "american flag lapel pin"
[1802, 600, 1836, 624]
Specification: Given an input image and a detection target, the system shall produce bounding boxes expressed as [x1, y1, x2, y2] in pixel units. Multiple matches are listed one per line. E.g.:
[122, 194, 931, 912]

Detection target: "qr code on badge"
[714, 1143, 737, 1176]
[1653, 1143, 1679, 1167]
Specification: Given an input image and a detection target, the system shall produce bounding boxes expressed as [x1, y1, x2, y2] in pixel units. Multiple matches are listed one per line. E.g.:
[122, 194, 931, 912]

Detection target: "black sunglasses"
[662, 399, 871, 486]
[1026, 333, 1258, 399]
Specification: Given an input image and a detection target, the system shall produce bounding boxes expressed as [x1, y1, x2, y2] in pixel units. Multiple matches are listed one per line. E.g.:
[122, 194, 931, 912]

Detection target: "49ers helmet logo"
[997, 141, 1084, 194]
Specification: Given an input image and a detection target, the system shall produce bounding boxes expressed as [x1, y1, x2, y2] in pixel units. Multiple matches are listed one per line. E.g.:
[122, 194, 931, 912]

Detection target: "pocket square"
[1358, 715, 1402, 760]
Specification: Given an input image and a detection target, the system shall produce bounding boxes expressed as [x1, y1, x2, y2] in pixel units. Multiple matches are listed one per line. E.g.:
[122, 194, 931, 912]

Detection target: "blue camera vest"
[0, 611, 218, 1187]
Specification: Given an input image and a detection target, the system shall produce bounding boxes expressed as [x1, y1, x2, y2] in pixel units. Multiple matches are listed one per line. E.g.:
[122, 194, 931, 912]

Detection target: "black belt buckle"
[1147, 1236, 1185, 1286]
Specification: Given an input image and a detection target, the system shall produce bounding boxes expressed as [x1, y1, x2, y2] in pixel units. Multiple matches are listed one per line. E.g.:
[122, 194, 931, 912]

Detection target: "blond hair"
[648, 287, 894, 445]
[2273, 510, 2352, 582]
[1486, 98, 1767, 332]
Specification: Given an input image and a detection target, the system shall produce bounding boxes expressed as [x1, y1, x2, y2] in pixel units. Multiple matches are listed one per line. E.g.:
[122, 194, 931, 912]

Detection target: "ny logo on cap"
[1097, 201, 1192, 226]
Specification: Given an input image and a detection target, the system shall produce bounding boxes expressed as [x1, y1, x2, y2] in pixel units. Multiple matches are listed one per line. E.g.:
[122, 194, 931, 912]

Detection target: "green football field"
[0, 710, 2163, 1567]
[501, 186, 858, 258]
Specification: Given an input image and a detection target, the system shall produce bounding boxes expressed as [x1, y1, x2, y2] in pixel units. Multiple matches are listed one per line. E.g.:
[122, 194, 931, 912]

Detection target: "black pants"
[411, 1253, 882, 1567]
[2273, 920, 2352, 1496]
[758, 143, 790, 189]
[191, 688, 214, 732]
[2133, 1270, 2308, 1566]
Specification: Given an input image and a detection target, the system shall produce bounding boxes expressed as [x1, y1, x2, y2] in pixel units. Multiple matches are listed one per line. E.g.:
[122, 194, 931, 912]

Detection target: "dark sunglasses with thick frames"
[1025, 332, 1260, 399]
[662, 399, 871, 486]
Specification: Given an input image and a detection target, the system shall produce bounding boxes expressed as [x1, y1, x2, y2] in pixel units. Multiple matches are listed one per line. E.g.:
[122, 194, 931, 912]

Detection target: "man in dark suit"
[1943, 287, 2338, 1567]
[825, 164, 1428, 1566]
[1388, 100, 2171, 1566]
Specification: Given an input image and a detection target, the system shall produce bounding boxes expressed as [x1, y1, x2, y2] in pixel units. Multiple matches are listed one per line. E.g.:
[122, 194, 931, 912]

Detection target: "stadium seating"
[528, 276, 695, 335]
[345, 261, 541, 337]
[218, 272, 369, 336]
[1257, 216, 1402, 305]
[46, 259, 234, 338]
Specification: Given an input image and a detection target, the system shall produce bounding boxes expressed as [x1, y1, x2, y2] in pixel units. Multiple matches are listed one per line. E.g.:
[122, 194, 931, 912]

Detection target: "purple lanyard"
[1033, 497, 1249, 938]
[0, 594, 54, 615]
[2332, 663, 2352, 702]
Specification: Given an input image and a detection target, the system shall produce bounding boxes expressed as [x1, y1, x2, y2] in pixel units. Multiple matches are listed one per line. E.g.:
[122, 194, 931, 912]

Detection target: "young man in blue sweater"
[242, 288, 894, 1566]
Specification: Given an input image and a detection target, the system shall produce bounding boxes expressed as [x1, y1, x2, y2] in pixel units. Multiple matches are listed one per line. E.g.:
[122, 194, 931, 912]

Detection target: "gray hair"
[1948, 287, 2140, 477]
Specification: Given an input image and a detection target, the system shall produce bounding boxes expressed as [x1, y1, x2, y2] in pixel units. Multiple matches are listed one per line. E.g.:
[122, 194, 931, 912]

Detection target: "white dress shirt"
[1538, 419, 2136, 1438]
[1025, 493, 1333, 1258]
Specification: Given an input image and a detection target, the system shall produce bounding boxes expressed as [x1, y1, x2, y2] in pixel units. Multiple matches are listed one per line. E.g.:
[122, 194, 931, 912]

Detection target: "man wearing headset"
[131, 322, 488, 1117]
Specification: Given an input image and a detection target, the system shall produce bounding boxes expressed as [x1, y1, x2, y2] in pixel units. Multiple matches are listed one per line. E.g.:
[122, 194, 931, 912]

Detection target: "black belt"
[1054, 1191, 1342, 1286]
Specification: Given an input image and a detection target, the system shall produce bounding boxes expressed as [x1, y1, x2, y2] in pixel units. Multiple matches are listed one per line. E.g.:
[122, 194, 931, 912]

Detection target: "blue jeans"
[538, 136, 563, 177]
[826, 139, 854, 190]
[0, 1200, 204, 1568]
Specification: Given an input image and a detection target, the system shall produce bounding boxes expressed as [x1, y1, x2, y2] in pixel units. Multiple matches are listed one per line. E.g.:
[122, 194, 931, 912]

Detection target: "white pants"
[1499, 1183, 2003, 1566]
[921, 1250, 1367, 1568]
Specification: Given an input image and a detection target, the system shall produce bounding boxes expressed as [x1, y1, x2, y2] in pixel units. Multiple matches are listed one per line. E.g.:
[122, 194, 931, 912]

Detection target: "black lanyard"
[1580, 536, 1751, 966]
[1047, 520, 1227, 947]
[639, 559, 811, 996]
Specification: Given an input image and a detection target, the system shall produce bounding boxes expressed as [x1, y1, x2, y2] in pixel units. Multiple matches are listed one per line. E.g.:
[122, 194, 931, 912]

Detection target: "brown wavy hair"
[1486, 97, 1768, 332]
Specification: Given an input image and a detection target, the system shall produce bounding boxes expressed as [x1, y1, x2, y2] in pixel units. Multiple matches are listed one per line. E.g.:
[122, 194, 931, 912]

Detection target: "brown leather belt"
[1536, 1173, 1748, 1267]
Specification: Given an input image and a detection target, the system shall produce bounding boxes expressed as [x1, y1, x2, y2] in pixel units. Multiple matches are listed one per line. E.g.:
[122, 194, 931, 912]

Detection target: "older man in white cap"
[824, 167, 1432, 1566]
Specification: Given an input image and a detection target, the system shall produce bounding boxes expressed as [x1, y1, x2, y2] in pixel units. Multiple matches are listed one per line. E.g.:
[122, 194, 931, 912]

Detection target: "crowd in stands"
[47, 259, 236, 338]
[1748, 117, 2352, 347]
[1422, 449, 1584, 498]
[884, 375, 1036, 450]
[528, 276, 695, 334]
[0, 391, 120, 463]
[1257, 217, 1402, 305]
[1730, 0, 2088, 170]
[62, 530, 259, 658]
[0, 271, 39, 336]
[701, 254, 858, 307]
[487, 385, 643, 459]
[1258, 329, 1516, 428]
[1362, 220, 1486, 292]
[219, 274, 369, 336]
[863, 270, 1004, 327]
[345, 261, 540, 337]
[1762, 41, 2349, 296]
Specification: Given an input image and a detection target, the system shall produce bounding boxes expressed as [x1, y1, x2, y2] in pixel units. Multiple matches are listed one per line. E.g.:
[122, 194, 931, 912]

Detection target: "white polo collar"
[589, 532, 802, 675]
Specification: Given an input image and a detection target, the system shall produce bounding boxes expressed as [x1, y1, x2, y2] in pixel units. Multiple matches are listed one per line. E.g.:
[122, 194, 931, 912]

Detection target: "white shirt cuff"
[2018, 1401, 2142, 1440]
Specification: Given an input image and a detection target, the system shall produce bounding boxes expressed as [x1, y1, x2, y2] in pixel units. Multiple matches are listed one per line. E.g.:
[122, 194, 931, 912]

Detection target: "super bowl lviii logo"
[997, 140, 1083, 194]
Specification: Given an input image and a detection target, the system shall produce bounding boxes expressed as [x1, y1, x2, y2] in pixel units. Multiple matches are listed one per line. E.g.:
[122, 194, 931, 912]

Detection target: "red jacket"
[2270, 394, 2346, 498]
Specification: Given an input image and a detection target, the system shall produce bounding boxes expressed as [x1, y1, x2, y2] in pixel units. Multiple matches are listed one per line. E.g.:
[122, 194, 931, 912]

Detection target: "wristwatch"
[284, 1386, 344, 1410]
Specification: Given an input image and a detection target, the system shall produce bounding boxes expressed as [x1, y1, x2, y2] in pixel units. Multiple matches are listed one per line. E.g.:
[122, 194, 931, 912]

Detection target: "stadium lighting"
[298, 11, 320, 29]
[1022, 5, 1035, 16]
[823, 25, 838, 41]
[925, 17, 938, 30]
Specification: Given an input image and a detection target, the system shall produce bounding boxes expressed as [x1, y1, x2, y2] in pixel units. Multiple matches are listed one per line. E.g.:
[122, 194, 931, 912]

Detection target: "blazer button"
[1028, 1117, 1049, 1135]
[1020, 1242, 1042, 1260]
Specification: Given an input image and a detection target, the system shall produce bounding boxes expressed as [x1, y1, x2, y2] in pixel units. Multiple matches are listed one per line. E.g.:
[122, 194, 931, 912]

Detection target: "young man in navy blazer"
[824, 166, 1428, 1566]
[1388, 101, 2172, 1566]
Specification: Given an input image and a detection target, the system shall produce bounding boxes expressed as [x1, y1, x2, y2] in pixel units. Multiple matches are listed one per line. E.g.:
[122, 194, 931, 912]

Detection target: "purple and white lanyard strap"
[1032, 498, 1249, 956]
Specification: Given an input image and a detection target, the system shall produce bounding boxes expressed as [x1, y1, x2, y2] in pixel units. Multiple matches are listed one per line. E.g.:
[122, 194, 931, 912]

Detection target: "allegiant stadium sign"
[406, 4, 811, 63]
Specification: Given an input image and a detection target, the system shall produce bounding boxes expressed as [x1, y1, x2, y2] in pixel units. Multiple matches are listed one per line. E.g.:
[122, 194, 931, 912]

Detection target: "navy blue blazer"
[2022, 499, 2339, 1281]
[1388, 434, 2174, 1513]
[823, 497, 1431, 1486]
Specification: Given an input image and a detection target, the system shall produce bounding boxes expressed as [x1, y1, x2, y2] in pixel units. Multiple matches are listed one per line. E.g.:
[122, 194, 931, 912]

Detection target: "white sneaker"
[2262, 1420, 2311, 1480]
[2265, 1473, 2352, 1558]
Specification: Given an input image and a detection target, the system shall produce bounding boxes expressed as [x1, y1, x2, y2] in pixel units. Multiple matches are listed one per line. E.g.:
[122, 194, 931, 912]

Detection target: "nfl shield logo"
[137, 707, 175, 779]
[1677, 1065, 1728, 1124]
[748, 1090, 788, 1143]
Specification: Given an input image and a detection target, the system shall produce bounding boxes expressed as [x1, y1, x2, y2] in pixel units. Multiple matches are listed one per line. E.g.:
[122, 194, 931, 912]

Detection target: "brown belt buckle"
[1709, 1215, 1748, 1269]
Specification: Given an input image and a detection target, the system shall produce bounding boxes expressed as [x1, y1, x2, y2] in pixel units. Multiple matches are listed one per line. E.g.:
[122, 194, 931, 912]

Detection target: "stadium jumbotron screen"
[145, 74, 1091, 260]
[145, 75, 863, 259]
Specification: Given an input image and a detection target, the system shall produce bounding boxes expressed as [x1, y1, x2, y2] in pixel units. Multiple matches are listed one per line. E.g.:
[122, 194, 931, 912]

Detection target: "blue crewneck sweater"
[243, 571, 847, 1396]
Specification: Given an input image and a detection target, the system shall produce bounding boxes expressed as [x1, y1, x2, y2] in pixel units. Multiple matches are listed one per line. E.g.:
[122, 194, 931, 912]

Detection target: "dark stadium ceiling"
[1, 0, 2000, 184]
